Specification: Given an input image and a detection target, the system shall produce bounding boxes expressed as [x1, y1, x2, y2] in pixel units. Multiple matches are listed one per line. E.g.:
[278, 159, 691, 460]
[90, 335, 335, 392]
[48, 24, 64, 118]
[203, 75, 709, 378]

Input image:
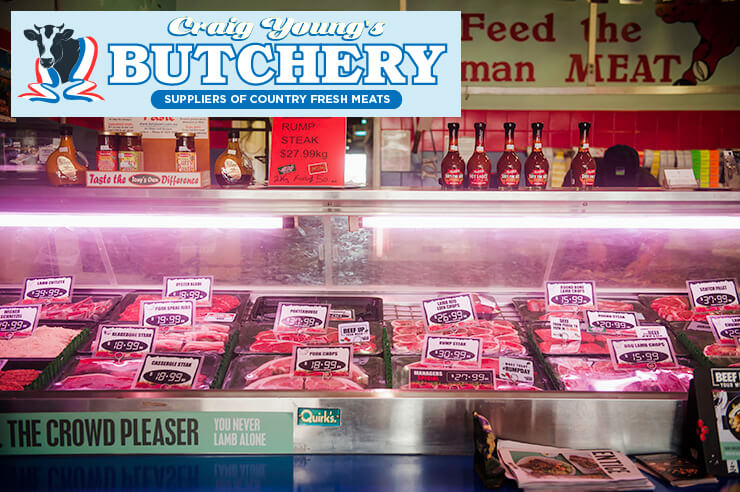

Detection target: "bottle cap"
[504, 122, 516, 130]
[447, 122, 460, 130]
[60, 125, 73, 136]
[531, 122, 544, 131]
[473, 122, 486, 130]
[578, 122, 591, 131]
[227, 129, 241, 139]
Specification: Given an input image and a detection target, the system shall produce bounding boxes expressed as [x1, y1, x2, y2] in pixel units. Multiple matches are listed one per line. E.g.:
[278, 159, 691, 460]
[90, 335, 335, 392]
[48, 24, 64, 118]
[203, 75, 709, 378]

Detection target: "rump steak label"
[338, 322, 370, 344]
[163, 276, 213, 307]
[708, 315, 740, 345]
[140, 300, 195, 328]
[0, 305, 41, 337]
[586, 311, 638, 332]
[422, 335, 482, 367]
[274, 303, 330, 333]
[422, 294, 476, 328]
[549, 316, 581, 341]
[546, 281, 596, 310]
[498, 356, 534, 385]
[95, 325, 156, 358]
[291, 345, 352, 377]
[133, 354, 202, 389]
[22, 276, 74, 303]
[608, 337, 677, 370]
[687, 278, 739, 308]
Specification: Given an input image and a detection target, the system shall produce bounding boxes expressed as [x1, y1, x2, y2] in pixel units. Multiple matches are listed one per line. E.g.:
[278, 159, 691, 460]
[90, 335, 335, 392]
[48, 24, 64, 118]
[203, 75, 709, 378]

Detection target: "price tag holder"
[422, 335, 482, 366]
[708, 315, 740, 345]
[585, 311, 638, 332]
[687, 320, 712, 332]
[274, 303, 330, 333]
[330, 309, 355, 321]
[292, 345, 352, 377]
[21, 276, 74, 303]
[140, 300, 195, 328]
[133, 354, 202, 389]
[549, 317, 582, 341]
[163, 276, 213, 307]
[498, 356, 535, 386]
[422, 294, 476, 328]
[203, 312, 236, 323]
[635, 325, 670, 339]
[0, 359, 6, 370]
[608, 337, 677, 370]
[663, 168, 698, 189]
[408, 366, 495, 390]
[94, 325, 156, 358]
[687, 278, 739, 309]
[0, 305, 41, 337]
[337, 322, 370, 344]
[545, 281, 596, 311]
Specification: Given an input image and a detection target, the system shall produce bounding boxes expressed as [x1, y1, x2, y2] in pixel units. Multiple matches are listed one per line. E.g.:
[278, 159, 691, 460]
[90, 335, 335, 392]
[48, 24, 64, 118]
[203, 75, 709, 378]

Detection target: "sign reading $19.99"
[0, 305, 41, 336]
[140, 300, 195, 327]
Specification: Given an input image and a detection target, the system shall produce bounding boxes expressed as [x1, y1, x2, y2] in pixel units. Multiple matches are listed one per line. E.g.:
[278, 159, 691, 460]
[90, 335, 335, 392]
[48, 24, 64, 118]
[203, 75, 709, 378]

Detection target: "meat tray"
[49, 353, 222, 390]
[249, 295, 383, 323]
[104, 290, 251, 324]
[639, 294, 740, 323]
[391, 356, 551, 391]
[668, 321, 738, 367]
[0, 359, 52, 391]
[223, 354, 387, 390]
[236, 321, 383, 355]
[0, 289, 121, 322]
[0, 320, 94, 360]
[512, 296, 659, 323]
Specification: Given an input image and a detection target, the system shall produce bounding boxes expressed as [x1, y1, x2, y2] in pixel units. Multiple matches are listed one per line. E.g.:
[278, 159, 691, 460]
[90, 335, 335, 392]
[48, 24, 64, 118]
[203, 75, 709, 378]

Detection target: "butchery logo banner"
[11, 11, 460, 117]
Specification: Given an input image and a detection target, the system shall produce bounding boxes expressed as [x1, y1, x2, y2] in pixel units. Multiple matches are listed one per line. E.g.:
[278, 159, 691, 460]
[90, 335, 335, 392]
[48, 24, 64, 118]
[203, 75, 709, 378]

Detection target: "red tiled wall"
[382, 111, 739, 151]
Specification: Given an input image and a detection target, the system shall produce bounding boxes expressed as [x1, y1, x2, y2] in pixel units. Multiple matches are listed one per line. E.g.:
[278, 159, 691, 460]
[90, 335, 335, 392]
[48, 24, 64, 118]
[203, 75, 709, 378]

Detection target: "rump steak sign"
[11, 11, 460, 117]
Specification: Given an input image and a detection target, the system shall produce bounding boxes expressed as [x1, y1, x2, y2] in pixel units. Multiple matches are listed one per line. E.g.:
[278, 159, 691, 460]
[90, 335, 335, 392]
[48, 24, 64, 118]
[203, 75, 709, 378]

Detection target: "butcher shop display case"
[0, 185, 739, 456]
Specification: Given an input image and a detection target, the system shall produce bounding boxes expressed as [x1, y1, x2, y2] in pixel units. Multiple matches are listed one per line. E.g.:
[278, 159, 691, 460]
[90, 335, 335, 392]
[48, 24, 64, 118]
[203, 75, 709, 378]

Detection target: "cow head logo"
[20, 23, 103, 103]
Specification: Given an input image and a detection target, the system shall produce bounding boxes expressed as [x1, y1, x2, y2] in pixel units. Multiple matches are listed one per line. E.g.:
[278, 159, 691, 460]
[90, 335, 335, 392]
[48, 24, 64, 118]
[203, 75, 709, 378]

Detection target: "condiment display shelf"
[1, 184, 738, 216]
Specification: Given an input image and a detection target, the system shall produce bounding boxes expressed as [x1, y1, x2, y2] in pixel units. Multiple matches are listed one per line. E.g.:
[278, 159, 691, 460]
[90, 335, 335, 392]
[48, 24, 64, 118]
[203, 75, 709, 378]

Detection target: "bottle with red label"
[496, 122, 521, 190]
[96, 131, 118, 171]
[440, 122, 465, 190]
[524, 122, 549, 190]
[570, 122, 596, 189]
[466, 122, 491, 190]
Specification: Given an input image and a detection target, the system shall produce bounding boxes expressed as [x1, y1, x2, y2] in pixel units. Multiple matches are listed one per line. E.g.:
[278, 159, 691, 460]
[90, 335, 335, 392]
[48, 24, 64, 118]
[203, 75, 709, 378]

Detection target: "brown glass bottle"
[440, 122, 465, 190]
[214, 129, 254, 187]
[466, 122, 491, 189]
[496, 122, 521, 190]
[46, 126, 86, 186]
[570, 122, 596, 189]
[524, 122, 549, 190]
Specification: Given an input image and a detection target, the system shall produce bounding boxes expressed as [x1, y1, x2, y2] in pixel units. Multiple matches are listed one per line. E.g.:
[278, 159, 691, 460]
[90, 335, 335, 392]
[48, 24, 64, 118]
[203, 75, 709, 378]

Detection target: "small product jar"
[118, 132, 143, 171]
[174, 132, 197, 172]
[96, 131, 118, 171]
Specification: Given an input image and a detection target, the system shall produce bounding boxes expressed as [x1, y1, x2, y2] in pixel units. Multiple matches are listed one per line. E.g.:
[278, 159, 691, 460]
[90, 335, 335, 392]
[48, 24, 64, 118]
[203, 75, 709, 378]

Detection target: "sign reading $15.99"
[545, 281, 596, 310]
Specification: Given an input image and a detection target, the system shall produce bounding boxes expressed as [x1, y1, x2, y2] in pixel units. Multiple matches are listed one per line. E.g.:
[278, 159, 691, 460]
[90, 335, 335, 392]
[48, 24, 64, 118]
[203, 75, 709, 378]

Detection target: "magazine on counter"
[497, 440, 654, 491]
[634, 453, 717, 487]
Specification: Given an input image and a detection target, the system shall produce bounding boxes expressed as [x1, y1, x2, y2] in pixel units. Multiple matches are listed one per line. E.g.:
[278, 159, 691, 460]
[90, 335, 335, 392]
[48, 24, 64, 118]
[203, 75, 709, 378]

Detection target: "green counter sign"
[296, 408, 341, 427]
[0, 411, 293, 455]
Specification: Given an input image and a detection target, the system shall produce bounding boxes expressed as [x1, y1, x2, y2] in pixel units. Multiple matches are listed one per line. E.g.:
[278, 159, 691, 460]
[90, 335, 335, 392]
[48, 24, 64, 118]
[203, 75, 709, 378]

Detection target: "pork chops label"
[12, 11, 460, 117]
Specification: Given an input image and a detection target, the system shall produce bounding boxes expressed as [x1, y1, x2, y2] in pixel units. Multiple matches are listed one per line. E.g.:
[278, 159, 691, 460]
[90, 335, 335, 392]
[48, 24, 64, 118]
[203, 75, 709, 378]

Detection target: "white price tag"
[708, 315, 740, 345]
[95, 325, 156, 358]
[140, 300, 195, 328]
[22, 276, 74, 303]
[274, 303, 330, 333]
[585, 311, 638, 332]
[687, 278, 739, 308]
[549, 317, 581, 341]
[203, 312, 236, 323]
[330, 309, 355, 321]
[635, 325, 670, 339]
[163, 276, 213, 307]
[292, 345, 352, 377]
[687, 320, 712, 332]
[422, 335, 482, 366]
[133, 354, 202, 389]
[663, 168, 698, 189]
[498, 356, 535, 385]
[338, 322, 371, 344]
[545, 281, 596, 310]
[608, 338, 677, 370]
[422, 294, 476, 328]
[0, 305, 41, 336]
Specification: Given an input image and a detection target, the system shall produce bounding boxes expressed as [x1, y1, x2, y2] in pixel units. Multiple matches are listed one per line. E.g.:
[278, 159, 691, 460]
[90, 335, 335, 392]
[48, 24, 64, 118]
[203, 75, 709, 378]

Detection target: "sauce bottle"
[46, 125, 86, 186]
[524, 122, 549, 190]
[466, 122, 491, 190]
[118, 132, 143, 171]
[440, 122, 465, 190]
[175, 132, 197, 172]
[96, 131, 118, 171]
[496, 122, 521, 190]
[570, 122, 597, 189]
[214, 129, 254, 187]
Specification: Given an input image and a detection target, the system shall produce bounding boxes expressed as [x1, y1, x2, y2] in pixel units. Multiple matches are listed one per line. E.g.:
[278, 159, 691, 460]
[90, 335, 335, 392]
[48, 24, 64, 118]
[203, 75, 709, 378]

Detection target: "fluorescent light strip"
[362, 215, 740, 230]
[0, 213, 283, 229]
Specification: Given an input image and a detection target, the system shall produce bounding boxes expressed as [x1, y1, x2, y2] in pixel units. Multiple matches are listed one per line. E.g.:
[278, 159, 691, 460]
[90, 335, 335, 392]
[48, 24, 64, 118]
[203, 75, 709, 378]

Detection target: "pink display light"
[361, 215, 740, 230]
[0, 213, 285, 229]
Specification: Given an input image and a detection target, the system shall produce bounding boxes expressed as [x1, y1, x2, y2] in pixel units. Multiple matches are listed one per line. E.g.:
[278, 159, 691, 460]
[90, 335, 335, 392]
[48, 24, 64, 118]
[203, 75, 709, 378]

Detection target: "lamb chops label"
[337, 321, 371, 344]
[422, 335, 482, 367]
[421, 294, 476, 328]
[608, 337, 677, 370]
[635, 325, 670, 339]
[0, 305, 41, 337]
[687, 278, 739, 308]
[139, 300, 195, 328]
[329, 309, 355, 321]
[163, 276, 213, 307]
[498, 356, 535, 385]
[585, 311, 638, 332]
[545, 281, 596, 310]
[408, 366, 494, 388]
[708, 315, 740, 345]
[95, 325, 156, 358]
[21, 276, 74, 303]
[549, 316, 582, 341]
[133, 354, 202, 389]
[274, 303, 330, 334]
[292, 345, 352, 377]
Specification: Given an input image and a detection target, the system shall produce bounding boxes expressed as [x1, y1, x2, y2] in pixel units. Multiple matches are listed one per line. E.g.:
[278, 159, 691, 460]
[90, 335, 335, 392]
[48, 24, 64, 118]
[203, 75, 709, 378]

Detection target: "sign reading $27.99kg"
[134, 354, 202, 389]
[422, 294, 476, 328]
[22, 276, 73, 303]
[163, 276, 213, 307]
[0, 305, 41, 336]
[140, 300, 195, 327]
[292, 346, 352, 377]
[545, 281, 596, 310]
